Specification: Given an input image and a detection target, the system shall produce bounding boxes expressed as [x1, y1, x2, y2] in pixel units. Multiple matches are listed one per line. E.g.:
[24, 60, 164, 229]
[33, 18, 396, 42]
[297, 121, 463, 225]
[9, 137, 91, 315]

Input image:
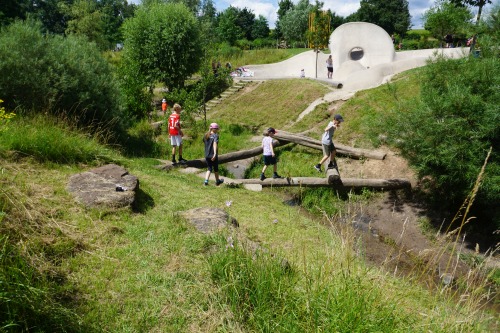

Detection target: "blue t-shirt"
[204, 133, 219, 158]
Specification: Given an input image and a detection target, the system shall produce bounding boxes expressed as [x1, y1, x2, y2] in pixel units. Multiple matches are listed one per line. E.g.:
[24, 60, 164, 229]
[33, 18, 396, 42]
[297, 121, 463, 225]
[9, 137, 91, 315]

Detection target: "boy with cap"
[260, 127, 282, 181]
[314, 114, 344, 172]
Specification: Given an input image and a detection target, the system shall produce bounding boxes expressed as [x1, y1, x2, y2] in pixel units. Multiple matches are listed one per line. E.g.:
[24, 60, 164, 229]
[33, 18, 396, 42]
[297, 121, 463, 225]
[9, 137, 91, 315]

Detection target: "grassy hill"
[1, 72, 498, 332]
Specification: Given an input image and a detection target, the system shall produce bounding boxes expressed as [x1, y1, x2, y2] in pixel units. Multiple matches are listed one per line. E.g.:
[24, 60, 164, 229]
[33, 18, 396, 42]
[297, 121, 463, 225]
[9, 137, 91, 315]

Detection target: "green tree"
[100, 0, 136, 48]
[252, 15, 270, 40]
[216, 6, 243, 45]
[236, 7, 256, 41]
[355, 0, 411, 36]
[121, 2, 201, 90]
[0, 0, 31, 26]
[64, 0, 107, 49]
[450, 0, 492, 24]
[31, 0, 73, 34]
[307, 1, 331, 77]
[280, 0, 313, 47]
[275, 0, 295, 39]
[423, 0, 473, 47]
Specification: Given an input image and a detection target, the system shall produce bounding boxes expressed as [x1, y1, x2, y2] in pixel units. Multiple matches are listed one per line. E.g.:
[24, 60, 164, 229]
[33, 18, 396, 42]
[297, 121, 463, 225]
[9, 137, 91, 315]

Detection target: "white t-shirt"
[262, 136, 273, 156]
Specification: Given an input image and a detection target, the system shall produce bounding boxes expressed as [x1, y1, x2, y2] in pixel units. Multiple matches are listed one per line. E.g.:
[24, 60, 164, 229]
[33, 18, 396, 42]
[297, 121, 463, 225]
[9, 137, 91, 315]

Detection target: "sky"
[130, 1, 498, 30]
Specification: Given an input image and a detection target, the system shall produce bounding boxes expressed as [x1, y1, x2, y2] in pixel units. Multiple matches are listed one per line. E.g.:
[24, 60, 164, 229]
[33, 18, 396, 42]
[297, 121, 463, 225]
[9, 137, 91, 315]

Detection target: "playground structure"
[174, 130, 411, 191]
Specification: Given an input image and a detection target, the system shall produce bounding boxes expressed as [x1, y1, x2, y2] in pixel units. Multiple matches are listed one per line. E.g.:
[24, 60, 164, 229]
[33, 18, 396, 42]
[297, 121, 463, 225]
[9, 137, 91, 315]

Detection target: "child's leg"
[178, 144, 183, 158]
[261, 165, 268, 174]
[273, 164, 277, 173]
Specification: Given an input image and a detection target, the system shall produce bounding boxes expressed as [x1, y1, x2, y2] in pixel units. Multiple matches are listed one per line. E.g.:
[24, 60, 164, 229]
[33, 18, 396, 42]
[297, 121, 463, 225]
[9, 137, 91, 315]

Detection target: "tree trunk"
[274, 130, 386, 160]
[236, 177, 411, 190]
[184, 140, 288, 168]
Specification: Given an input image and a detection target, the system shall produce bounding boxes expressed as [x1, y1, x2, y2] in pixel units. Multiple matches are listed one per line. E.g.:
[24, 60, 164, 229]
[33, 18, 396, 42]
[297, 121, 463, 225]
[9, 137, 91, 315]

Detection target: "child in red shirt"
[168, 104, 186, 164]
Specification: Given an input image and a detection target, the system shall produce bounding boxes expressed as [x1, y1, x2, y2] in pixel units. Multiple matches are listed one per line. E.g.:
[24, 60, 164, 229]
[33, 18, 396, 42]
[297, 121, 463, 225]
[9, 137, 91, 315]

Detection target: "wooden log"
[326, 168, 340, 184]
[236, 177, 411, 190]
[184, 140, 287, 168]
[274, 130, 386, 160]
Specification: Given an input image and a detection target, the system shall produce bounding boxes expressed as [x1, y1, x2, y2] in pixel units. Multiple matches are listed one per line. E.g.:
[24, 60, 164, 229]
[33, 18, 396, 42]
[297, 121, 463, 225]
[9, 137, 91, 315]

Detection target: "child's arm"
[212, 141, 218, 160]
[324, 122, 335, 131]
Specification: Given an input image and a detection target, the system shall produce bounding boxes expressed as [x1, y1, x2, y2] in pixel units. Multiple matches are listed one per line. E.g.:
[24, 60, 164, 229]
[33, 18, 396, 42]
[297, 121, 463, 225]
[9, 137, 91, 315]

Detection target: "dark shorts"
[327, 67, 333, 73]
[263, 155, 277, 166]
[322, 143, 336, 156]
[205, 157, 219, 172]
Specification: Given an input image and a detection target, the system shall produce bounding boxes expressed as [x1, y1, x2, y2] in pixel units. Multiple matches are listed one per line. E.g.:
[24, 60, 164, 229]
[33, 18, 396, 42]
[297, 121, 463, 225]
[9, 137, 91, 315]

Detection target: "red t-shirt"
[162, 101, 168, 112]
[168, 113, 180, 135]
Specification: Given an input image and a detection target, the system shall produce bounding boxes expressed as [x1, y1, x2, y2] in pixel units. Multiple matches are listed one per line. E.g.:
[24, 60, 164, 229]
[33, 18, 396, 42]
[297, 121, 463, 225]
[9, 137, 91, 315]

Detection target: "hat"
[334, 114, 344, 122]
[162, 99, 166, 102]
[267, 127, 276, 134]
[210, 123, 219, 129]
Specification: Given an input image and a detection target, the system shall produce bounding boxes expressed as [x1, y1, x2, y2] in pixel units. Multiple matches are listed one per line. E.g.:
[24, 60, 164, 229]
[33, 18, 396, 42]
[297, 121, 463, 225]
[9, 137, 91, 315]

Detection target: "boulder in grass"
[178, 207, 238, 234]
[67, 164, 138, 208]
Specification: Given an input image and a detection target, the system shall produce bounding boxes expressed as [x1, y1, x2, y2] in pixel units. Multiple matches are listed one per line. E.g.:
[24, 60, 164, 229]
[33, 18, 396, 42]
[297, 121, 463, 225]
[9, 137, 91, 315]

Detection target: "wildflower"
[225, 200, 232, 207]
[273, 219, 278, 224]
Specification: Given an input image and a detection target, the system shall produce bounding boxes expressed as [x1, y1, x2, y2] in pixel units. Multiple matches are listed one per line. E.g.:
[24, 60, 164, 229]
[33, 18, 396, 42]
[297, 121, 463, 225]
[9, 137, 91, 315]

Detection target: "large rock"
[67, 164, 138, 208]
[178, 207, 238, 234]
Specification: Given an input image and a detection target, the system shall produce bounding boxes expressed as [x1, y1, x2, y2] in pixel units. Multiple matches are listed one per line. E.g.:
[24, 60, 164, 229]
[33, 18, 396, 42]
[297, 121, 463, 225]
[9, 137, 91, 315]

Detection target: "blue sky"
[130, 0, 498, 30]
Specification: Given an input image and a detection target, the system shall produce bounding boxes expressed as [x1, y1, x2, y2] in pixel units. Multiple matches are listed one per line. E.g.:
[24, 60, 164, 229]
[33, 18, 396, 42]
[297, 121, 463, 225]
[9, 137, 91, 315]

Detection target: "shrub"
[0, 20, 124, 134]
[385, 55, 499, 239]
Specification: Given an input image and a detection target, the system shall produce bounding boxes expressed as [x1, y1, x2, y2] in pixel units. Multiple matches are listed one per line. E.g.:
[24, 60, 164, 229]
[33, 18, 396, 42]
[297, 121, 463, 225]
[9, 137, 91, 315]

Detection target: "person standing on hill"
[326, 55, 333, 79]
[260, 127, 282, 181]
[314, 114, 344, 172]
[161, 98, 168, 115]
[168, 103, 187, 164]
[203, 123, 224, 186]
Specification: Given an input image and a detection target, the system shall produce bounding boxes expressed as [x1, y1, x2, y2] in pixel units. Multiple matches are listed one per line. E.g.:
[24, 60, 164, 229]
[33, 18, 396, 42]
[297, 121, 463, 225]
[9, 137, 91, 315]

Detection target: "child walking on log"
[260, 127, 282, 181]
[314, 114, 344, 173]
[203, 123, 224, 186]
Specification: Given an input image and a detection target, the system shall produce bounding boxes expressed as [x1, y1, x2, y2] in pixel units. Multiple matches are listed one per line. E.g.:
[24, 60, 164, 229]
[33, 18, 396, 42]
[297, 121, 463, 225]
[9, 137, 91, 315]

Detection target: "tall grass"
[0, 114, 119, 164]
[208, 216, 496, 332]
[0, 234, 83, 332]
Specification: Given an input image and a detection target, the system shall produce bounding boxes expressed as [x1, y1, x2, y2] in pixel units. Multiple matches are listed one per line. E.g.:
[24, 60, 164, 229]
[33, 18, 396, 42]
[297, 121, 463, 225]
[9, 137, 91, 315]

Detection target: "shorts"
[205, 157, 219, 173]
[170, 135, 182, 146]
[327, 66, 333, 73]
[322, 143, 336, 157]
[263, 155, 277, 166]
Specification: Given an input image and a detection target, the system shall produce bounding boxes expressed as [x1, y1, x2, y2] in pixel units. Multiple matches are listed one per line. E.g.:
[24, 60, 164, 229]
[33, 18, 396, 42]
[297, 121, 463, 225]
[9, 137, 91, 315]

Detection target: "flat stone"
[178, 207, 238, 234]
[67, 164, 138, 209]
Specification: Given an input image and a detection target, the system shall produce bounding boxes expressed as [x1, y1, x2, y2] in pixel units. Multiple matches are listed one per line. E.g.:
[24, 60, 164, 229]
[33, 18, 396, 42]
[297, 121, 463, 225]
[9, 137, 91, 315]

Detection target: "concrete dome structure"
[330, 22, 395, 79]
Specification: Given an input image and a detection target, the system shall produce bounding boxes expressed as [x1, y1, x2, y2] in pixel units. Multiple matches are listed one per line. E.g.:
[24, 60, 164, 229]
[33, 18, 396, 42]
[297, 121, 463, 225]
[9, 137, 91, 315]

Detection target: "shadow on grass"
[132, 187, 155, 213]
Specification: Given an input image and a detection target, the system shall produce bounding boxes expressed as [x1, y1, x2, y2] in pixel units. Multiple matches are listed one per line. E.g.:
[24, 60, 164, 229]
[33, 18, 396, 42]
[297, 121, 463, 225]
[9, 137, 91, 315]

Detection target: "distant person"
[168, 103, 187, 164]
[300, 69, 305, 78]
[445, 34, 454, 48]
[314, 114, 344, 173]
[203, 123, 224, 186]
[326, 55, 333, 79]
[391, 34, 395, 44]
[161, 98, 168, 116]
[260, 127, 282, 181]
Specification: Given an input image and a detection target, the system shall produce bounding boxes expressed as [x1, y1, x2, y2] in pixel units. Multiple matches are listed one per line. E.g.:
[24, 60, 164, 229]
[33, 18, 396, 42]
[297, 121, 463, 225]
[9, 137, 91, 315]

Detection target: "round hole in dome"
[349, 47, 364, 61]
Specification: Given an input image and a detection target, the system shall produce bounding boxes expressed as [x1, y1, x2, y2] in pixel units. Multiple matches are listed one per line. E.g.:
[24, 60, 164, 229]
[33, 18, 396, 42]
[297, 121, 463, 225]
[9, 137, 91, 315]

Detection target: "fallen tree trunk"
[236, 177, 411, 190]
[184, 140, 287, 168]
[326, 168, 340, 184]
[274, 130, 386, 160]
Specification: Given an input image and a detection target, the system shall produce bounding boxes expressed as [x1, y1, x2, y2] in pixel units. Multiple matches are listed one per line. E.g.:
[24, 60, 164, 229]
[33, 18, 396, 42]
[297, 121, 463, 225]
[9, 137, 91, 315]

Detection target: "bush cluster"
[0, 20, 124, 135]
[386, 54, 499, 239]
